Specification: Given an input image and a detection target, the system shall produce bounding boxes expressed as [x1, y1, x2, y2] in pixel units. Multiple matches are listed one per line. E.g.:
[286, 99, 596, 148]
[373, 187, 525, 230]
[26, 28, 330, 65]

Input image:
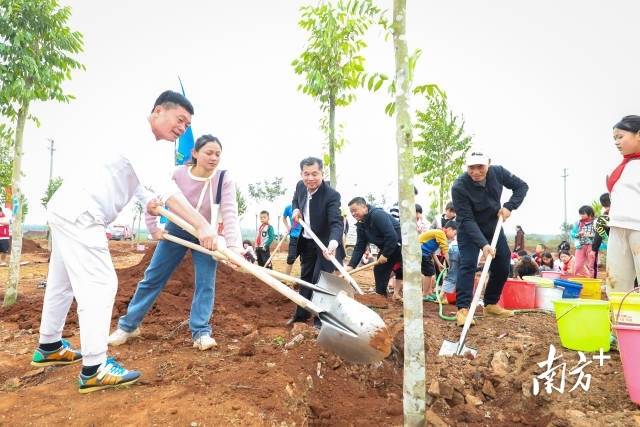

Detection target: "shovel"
[438, 215, 504, 357]
[263, 234, 287, 268]
[158, 207, 391, 363]
[297, 218, 364, 295]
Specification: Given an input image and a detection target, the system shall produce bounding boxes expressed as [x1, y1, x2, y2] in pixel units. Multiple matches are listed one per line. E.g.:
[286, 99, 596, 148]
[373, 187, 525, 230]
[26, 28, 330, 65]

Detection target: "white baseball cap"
[465, 150, 489, 166]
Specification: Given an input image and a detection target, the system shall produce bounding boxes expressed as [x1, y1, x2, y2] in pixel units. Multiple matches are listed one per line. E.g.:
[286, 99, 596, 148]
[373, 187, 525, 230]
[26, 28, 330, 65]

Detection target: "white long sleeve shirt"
[609, 159, 640, 231]
[48, 123, 181, 225]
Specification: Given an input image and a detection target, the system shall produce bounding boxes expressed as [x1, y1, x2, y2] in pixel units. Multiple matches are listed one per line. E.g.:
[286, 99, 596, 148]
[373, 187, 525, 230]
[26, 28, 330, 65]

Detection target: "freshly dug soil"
[0, 243, 638, 426]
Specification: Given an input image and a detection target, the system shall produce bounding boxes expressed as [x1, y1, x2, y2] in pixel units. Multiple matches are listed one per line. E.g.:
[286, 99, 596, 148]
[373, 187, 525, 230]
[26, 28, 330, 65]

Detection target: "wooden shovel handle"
[157, 207, 325, 314]
[264, 235, 287, 267]
[348, 260, 379, 275]
[297, 218, 363, 295]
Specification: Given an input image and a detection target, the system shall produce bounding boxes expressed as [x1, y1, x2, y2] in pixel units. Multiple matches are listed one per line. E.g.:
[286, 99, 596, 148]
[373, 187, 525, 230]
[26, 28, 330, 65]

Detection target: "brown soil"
[0, 242, 638, 426]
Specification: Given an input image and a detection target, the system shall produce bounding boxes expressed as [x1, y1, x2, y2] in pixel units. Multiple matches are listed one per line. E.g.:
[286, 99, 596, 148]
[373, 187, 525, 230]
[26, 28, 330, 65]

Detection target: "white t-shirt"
[609, 160, 640, 231]
[48, 123, 180, 225]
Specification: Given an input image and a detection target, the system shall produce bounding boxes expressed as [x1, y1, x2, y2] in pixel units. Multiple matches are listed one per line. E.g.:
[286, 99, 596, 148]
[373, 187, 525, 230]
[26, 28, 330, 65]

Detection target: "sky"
[13, 0, 640, 236]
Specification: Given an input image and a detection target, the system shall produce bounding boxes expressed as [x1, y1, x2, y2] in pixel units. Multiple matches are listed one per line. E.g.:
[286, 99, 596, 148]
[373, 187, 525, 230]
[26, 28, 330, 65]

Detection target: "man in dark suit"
[288, 157, 345, 325]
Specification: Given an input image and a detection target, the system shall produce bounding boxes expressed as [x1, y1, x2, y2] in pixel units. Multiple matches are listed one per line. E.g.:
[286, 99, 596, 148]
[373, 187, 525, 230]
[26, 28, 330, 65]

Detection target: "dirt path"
[1, 241, 638, 426]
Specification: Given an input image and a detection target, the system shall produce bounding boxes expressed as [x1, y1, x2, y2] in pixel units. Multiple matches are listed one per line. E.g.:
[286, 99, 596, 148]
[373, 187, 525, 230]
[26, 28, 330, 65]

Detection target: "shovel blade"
[317, 291, 391, 364]
[438, 339, 477, 357]
[311, 271, 354, 312]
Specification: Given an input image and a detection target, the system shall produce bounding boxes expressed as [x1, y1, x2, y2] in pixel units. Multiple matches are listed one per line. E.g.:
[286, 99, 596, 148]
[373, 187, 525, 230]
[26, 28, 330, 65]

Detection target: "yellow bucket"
[554, 299, 611, 352]
[609, 292, 640, 324]
[569, 277, 602, 300]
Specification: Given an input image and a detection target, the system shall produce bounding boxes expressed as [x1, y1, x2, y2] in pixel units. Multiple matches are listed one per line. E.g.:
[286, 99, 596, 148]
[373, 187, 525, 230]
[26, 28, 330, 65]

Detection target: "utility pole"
[47, 139, 55, 183]
[561, 168, 568, 237]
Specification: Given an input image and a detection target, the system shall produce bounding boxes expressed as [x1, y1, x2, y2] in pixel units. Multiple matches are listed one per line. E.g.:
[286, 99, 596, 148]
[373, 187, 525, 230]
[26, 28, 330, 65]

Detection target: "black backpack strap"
[215, 170, 226, 205]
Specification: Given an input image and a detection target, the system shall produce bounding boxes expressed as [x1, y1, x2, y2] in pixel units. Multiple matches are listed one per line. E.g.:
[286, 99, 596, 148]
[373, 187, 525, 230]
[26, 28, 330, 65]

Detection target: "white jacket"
[609, 159, 640, 231]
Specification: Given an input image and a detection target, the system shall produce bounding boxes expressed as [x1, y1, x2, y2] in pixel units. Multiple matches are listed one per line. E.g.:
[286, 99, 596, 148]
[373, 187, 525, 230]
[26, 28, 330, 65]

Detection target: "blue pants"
[118, 221, 218, 339]
[456, 226, 510, 309]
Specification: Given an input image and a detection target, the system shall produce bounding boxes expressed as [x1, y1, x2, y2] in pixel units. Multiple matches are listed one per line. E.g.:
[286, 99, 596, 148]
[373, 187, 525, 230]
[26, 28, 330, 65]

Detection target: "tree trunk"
[4, 103, 29, 307]
[393, 1, 426, 425]
[329, 93, 337, 188]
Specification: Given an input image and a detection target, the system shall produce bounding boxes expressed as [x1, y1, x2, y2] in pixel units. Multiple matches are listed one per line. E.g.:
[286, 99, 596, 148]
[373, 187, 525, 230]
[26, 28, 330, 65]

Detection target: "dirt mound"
[21, 239, 48, 254]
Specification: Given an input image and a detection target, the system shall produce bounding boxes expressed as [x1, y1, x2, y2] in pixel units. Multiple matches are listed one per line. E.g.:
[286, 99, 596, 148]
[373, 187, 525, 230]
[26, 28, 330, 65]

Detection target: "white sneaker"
[193, 335, 217, 351]
[108, 328, 141, 346]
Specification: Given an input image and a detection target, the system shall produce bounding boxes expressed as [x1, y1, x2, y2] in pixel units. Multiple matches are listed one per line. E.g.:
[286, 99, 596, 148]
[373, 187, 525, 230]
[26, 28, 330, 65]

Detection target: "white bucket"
[536, 286, 564, 311]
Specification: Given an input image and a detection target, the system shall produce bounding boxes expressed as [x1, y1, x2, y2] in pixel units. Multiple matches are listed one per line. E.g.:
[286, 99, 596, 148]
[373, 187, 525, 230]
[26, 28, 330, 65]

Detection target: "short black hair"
[415, 203, 423, 214]
[517, 249, 528, 257]
[260, 210, 269, 217]
[152, 90, 194, 115]
[348, 197, 367, 207]
[443, 220, 457, 230]
[599, 193, 610, 208]
[559, 250, 571, 257]
[613, 115, 640, 133]
[578, 205, 594, 217]
[299, 157, 323, 171]
[445, 202, 455, 212]
[243, 239, 253, 246]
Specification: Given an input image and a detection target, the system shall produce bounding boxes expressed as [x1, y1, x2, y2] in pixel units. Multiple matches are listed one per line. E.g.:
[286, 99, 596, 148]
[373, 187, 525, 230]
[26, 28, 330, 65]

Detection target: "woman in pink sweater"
[109, 134, 241, 350]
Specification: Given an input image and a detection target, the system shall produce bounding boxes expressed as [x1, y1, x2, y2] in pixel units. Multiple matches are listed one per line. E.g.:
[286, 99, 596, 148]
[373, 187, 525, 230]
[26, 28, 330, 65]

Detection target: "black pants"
[293, 237, 344, 320]
[456, 227, 510, 309]
[286, 236, 300, 265]
[256, 247, 272, 269]
[373, 247, 403, 296]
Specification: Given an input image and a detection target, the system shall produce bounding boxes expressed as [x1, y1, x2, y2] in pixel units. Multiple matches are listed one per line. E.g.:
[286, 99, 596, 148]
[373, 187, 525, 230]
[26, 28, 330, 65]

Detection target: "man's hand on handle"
[323, 239, 338, 260]
[377, 254, 388, 264]
[497, 207, 511, 221]
[345, 265, 354, 272]
[482, 244, 496, 259]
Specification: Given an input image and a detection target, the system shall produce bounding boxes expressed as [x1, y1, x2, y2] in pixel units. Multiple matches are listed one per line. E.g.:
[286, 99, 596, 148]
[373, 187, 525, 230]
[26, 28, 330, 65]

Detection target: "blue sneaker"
[31, 339, 82, 367]
[78, 358, 141, 394]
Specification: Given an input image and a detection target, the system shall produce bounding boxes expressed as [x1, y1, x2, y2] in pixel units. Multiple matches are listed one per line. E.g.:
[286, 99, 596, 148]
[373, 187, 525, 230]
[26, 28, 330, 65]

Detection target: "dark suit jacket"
[292, 180, 344, 248]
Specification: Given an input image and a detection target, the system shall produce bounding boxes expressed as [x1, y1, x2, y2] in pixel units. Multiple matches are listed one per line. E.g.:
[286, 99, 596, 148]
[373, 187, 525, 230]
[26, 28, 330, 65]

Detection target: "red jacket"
[0, 211, 9, 239]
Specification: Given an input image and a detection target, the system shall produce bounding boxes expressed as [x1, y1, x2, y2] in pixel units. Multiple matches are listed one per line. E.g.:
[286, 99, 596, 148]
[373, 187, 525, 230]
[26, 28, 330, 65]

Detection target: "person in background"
[0, 206, 10, 266]
[242, 240, 257, 264]
[415, 203, 428, 233]
[514, 255, 540, 279]
[418, 221, 457, 301]
[606, 115, 640, 293]
[439, 221, 459, 304]
[591, 192, 610, 279]
[532, 243, 546, 266]
[282, 203, 302, 275]
[514, 225, 525, 252]
[552, 252, 563, 272]
[255, 210, 275, 269]
[571, 205, 596, 277]
[431, 201, 456, 230]
[345, 197, 403, 297]
[539, 251, 559, 271]
[559, 250, 576, 276]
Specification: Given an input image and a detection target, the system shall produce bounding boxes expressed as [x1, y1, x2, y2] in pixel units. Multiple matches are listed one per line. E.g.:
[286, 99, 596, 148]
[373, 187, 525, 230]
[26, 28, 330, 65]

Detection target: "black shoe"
[313, 317, 322, 330]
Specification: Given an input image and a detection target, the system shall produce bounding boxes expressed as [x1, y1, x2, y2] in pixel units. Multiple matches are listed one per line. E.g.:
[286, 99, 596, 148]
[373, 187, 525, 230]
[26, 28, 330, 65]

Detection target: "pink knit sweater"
[145, 166, 241, 249]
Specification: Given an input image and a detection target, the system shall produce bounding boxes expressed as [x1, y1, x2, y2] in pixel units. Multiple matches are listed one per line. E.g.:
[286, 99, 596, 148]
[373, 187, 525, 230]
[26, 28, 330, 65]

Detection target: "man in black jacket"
[345, 197, 403, 296]
[452, 151, 529, 327]
[288, 157, 345, 325]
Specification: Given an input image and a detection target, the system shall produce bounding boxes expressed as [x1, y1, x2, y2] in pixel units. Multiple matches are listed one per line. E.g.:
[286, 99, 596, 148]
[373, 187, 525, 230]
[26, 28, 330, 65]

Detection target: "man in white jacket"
[31, 91, 218, 394]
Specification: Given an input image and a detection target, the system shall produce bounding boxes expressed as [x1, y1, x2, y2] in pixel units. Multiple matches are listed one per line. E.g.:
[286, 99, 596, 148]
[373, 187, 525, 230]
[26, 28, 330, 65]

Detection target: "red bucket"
[498, 279, 536, 309]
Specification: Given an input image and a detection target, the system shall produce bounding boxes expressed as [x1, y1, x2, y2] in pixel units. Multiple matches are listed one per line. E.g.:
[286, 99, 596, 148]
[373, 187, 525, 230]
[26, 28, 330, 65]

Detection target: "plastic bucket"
[498, 279, 537, 309]
[553, 299, 611, 352]
[609, 292, 640, 324]
[535, 286, 564, 311]
[569, 277, 603, 300]
[554, 279, 583, 299]
[613, 323, 640, 404]
[523, 276, 555, 287]
[541, 271, 562, 280]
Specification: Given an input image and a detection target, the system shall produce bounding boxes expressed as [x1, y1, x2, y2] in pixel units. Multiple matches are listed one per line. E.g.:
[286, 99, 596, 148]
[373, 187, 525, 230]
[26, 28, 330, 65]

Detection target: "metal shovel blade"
[438, 339, 478, 357]
[311, 271, 354, 311]
[316, 291, 392, 363]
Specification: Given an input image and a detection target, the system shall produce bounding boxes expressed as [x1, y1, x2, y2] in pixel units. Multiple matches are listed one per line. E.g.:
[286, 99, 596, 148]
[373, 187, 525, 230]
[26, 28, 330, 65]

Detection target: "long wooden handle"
[348, 260, 379, 275]
[162, 233, 336, 296]
[264, 235, 287, 267]
[457, 215, 504, 353]
[158, 207, 326, 314]
[297, 218, 363, 295]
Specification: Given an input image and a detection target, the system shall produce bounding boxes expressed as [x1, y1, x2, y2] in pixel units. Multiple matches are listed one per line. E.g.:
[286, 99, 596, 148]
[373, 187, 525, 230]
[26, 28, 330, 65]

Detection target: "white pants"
[606, 226, 640, 294]
[39, 212, 117, 366]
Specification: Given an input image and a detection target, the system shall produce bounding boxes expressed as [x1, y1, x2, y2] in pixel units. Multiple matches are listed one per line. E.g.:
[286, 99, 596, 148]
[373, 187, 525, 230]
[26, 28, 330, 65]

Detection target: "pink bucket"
[541, 271, 562, 280]
[614, 323, 640, 405]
